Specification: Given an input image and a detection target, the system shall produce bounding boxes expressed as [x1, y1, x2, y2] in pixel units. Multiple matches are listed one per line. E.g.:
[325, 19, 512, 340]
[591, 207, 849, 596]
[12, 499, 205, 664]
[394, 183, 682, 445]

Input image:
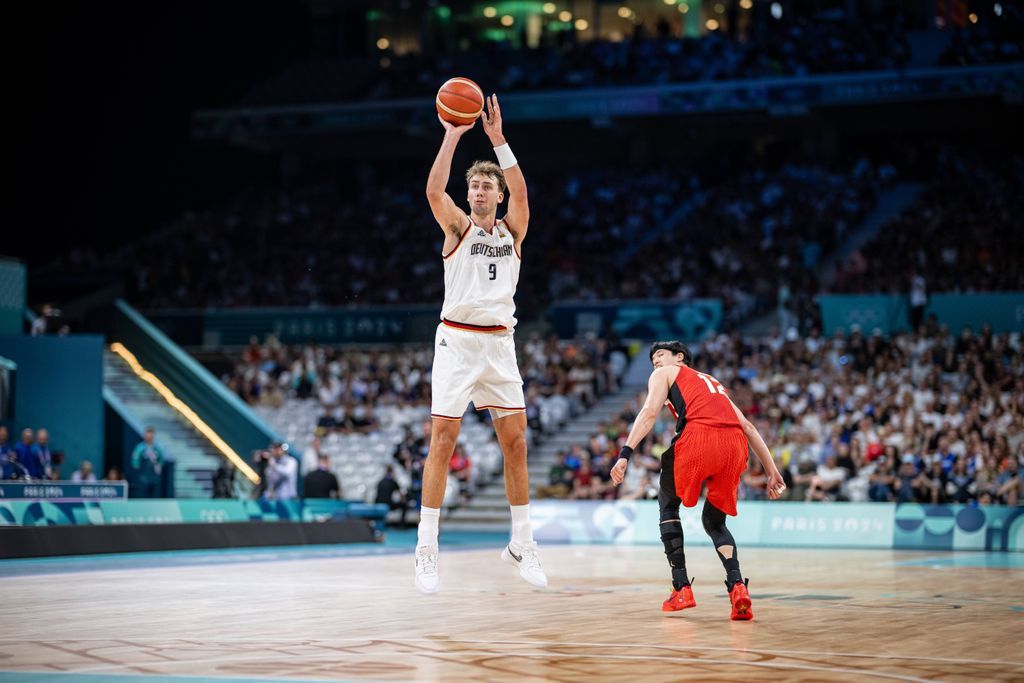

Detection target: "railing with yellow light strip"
[109, 342, 261, 485]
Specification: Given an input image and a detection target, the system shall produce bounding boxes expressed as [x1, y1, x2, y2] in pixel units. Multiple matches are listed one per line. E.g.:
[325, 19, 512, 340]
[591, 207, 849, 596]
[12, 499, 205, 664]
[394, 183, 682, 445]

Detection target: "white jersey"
[440, 217, 520, 330]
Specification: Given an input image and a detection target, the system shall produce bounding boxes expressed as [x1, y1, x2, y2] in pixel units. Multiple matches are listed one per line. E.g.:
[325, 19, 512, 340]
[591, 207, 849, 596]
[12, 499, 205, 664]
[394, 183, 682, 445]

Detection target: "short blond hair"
[465, 161, 506, 194]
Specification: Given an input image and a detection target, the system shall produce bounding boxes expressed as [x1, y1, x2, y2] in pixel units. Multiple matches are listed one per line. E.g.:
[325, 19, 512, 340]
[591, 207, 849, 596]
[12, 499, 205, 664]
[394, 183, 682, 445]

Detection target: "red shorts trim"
[431, 413, 463, 421]
[442, 319, 507, 333]
[474, 404, 526, 412]
[673, 426, 749, 516]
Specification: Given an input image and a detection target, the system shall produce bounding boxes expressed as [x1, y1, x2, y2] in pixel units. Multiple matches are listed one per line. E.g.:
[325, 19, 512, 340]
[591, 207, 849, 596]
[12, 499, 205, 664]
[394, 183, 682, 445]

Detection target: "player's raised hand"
[438, 113, 476, 138]
[480, 94, 505, 145]
[767, 470, 786, 500]
[610, 458, 628, 486]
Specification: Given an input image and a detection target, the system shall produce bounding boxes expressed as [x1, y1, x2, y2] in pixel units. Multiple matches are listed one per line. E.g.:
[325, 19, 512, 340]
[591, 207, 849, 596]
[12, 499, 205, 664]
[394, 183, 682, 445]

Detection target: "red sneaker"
[662, 584, 696, 612]
[729, 579, 754, 621]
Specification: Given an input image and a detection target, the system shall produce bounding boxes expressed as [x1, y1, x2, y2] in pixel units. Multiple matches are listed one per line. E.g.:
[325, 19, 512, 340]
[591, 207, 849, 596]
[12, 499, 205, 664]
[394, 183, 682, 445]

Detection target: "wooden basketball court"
[2, 539, 1022, 682]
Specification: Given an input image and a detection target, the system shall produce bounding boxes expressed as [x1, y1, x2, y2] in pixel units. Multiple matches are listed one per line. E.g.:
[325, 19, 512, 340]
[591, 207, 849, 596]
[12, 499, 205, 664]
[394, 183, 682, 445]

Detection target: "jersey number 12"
[697, 372, 727, 395]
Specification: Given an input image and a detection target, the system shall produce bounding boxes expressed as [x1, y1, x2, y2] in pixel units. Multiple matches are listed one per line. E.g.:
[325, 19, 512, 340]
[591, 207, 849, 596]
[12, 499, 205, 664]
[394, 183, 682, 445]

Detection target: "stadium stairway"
[444, 358, 650, 532]
[103, 350, 224, 498]
[741, 181, 925, 336]
[818, 181, 926, 286]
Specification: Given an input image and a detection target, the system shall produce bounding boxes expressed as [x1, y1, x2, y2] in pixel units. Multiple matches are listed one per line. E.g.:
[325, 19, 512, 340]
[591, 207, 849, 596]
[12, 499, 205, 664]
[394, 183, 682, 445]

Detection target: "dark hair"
[649, 341, 692, 365]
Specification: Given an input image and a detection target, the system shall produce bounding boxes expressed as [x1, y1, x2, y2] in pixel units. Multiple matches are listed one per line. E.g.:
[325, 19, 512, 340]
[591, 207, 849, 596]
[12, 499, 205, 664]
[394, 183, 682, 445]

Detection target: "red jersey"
[665, 365, 742, 435]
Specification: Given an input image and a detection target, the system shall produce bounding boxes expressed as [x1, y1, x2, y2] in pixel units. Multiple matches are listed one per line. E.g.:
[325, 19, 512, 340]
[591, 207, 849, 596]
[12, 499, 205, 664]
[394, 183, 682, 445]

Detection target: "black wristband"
[618, 446, 634, 462]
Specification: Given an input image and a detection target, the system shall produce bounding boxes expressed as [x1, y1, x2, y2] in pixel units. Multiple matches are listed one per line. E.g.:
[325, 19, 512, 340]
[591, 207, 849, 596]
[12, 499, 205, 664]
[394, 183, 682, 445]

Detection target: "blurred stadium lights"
[771, 2, 783, 19]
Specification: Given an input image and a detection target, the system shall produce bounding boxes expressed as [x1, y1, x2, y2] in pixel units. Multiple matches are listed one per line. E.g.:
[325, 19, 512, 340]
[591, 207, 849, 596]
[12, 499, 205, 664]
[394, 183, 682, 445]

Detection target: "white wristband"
[493, 143, 517, 170]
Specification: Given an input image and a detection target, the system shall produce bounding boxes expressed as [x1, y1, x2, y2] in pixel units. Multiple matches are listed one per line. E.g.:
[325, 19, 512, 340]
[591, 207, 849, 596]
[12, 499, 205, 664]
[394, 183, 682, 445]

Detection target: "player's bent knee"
[701, 502, 727, 536]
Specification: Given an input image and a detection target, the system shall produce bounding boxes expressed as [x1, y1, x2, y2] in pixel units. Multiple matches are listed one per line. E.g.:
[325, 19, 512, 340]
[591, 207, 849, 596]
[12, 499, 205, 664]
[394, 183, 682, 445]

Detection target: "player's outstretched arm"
[481, 94, 529, 244]
[728, 398, 786, 499]
[610, 367, 675, 486]
[426, 115, 474, 240]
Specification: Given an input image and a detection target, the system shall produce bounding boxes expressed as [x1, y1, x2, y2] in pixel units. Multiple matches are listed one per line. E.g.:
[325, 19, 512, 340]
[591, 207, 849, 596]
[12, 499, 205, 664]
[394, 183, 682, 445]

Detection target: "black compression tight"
[702, 499, 743, 590]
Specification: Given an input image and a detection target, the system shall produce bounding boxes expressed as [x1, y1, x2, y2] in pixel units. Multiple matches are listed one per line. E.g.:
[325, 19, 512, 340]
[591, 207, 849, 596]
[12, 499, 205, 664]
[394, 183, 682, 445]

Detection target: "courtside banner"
[759, 502, 893, 548]
[0, 499, 368, 527]
[892, 503, 1024, 552]
[532, 501, 1020, 551]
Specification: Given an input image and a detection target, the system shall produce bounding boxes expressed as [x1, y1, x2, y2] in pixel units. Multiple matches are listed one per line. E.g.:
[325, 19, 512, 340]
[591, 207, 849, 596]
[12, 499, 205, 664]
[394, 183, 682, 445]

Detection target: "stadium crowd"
[541, 326, 1023, 506]
[834, 150, 1024, 299]
[241, 14, 924, 107]
[0, 424, 120, 484]
[223, 332, 626, 503]
[57, 156, 889, 335]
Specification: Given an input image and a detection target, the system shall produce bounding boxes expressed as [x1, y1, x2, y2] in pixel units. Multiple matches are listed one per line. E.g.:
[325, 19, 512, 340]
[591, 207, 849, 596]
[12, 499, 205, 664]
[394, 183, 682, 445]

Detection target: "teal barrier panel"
[0, 355, 14, 422]
[112, 300, 279, 467]
[0, 481, 127, 501]
[893, 503, 1024, 552]
[0, 258, 25, 336]
[550, 299, 722, 341]
[3, 499, 1018, 551]
[0, 501, 106, 526]
[532, 500, 888, 548]
[0, 335, 105, 478]
[819, 292, 1024, 335]
[531, 500, 1021, 551]
[818, 295, 910, 335]
[195, 64, 1024, 137]
[0, 499, 389, 527]
[928, 293, 1024, 333]
[146, 306, 441, 347]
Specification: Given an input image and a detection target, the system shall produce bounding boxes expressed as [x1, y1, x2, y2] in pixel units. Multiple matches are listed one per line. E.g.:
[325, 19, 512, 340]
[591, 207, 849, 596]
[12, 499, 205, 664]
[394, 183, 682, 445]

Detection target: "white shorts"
[431, 322, 525, 420]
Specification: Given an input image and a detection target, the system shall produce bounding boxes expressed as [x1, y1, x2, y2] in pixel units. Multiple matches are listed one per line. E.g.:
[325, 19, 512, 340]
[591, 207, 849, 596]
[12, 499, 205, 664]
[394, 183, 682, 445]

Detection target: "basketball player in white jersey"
[415, 92, 546, 593]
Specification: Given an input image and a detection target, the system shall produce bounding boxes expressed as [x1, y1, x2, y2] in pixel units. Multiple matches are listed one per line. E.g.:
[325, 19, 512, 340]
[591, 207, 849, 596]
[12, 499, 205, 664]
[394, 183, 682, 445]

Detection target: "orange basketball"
[436, 77, 484, 126]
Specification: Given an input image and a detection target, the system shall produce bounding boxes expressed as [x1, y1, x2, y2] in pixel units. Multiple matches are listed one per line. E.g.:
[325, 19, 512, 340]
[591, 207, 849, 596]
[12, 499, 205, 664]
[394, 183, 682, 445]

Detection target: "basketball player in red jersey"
[611, 341, 785, 620]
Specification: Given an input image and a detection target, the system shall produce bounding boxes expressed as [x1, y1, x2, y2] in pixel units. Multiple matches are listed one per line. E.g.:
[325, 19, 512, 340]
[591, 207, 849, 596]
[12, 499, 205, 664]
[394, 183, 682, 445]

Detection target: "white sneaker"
[415, 545, 440, 594]
[501, 541, 548, 588]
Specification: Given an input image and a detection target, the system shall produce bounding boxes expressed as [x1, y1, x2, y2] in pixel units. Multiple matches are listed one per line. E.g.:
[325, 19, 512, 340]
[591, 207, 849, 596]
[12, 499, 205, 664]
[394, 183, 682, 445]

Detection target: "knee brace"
[659, 513, 690, 589]
[701, 500, 733, 549]
[659, 504, 685, 568]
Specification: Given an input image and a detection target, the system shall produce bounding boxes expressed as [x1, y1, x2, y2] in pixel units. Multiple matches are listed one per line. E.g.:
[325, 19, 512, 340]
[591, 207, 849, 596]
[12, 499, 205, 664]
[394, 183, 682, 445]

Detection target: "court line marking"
[2, 650, 937, 683]
[5, 638, 1023, 670]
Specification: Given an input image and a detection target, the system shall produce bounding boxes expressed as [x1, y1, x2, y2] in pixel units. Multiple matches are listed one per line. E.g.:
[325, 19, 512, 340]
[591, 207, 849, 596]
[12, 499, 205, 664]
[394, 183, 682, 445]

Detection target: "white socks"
[418, 506, 440, 548]
[510, 504, 534, 547]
